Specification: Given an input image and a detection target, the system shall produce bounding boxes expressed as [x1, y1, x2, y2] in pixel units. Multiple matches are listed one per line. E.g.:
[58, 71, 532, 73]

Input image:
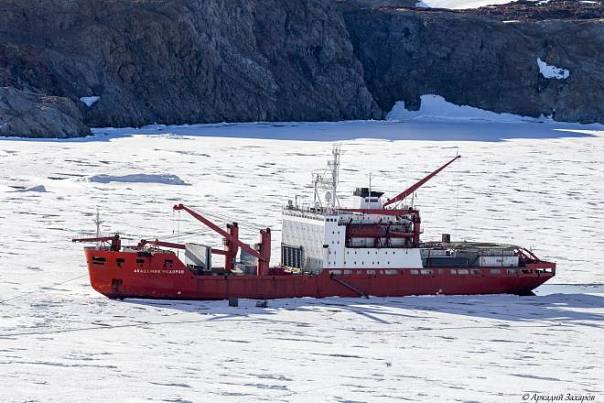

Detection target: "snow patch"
[88, 174, 189, 186]
[79, 96, 100, 107]
[418, 0, 514, 9]
[537, 58, 570, 80]
[386, 94, 547, 123]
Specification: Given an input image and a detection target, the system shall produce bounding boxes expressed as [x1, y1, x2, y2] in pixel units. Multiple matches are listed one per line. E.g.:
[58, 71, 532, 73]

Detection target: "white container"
[478, 255, 519, 267]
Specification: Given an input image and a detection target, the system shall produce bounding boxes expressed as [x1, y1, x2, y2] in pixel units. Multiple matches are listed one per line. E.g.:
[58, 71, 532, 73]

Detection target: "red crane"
[383, 155, 461, 207]
[337, 155, 460, 247]
[173, 204, 271, 276]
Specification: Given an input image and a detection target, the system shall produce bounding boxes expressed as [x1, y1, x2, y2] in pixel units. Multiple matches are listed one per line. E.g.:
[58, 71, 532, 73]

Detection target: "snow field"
[1, 117, 603, 401]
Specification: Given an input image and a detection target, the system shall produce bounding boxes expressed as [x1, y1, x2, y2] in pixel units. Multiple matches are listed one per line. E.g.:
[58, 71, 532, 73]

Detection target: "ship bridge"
[281, 186, 421, 273]
[352, 187, 384, 209]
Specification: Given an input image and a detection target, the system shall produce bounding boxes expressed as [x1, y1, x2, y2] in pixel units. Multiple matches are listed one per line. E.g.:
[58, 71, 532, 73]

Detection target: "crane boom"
[138, 239, 186, 249]
[72, 236, 116, 243]
[173, 204, 271, 276]
[383, 155, 461, 207]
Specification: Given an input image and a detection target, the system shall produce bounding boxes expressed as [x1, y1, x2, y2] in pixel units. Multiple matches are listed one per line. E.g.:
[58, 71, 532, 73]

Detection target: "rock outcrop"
[1, 0, 604, 137]
[0, 0, 381, 137]
[462, 0, 604, 22]
[0, 87, 90, 138]
[341, 4, 604, 123]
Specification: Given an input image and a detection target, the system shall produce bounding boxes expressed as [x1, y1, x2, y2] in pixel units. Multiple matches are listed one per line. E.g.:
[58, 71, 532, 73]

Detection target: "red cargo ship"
[74, 147, 555, 300]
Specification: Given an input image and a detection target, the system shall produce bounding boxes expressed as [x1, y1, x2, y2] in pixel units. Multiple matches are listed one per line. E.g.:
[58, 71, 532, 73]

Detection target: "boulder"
[0, 87, 90, 138]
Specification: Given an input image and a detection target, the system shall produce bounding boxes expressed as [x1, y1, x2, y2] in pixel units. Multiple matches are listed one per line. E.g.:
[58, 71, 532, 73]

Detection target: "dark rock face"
[337, 0, 417, 8]
[342, 6, 604, 123]
[0, 0, 381, 136]
[1, 0, 604, 137]
[0, 87, 90, 138]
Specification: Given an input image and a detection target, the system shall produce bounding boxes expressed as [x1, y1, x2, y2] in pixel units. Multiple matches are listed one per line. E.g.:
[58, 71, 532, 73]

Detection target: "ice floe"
[15, 185, 47, 192]
[88, 174, 189, 186]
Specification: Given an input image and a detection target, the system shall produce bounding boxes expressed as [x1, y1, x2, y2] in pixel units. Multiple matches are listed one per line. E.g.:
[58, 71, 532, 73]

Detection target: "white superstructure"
[281, 146, 423, 273]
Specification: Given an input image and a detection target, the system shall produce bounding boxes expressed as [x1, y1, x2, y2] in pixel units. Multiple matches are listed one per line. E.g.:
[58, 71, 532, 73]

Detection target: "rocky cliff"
[1, 0, 603, 137]
[0, 0, 381, 137]
[342, 4, 604, 123]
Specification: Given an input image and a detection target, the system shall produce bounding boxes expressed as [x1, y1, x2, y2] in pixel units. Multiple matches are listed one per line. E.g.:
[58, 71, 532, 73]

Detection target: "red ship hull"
[84, 248, 556, 300]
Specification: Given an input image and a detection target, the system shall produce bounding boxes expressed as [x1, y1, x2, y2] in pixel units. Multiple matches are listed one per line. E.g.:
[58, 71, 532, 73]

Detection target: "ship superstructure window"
[92, 256, 106, 266]
[282, 245, 303, 269]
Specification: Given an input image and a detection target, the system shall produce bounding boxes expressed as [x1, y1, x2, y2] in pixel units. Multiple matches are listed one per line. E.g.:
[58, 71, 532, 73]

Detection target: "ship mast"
[312, 144, 342, 211]
[328, 144, 341, 209]
[94, 208, 102, 248]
